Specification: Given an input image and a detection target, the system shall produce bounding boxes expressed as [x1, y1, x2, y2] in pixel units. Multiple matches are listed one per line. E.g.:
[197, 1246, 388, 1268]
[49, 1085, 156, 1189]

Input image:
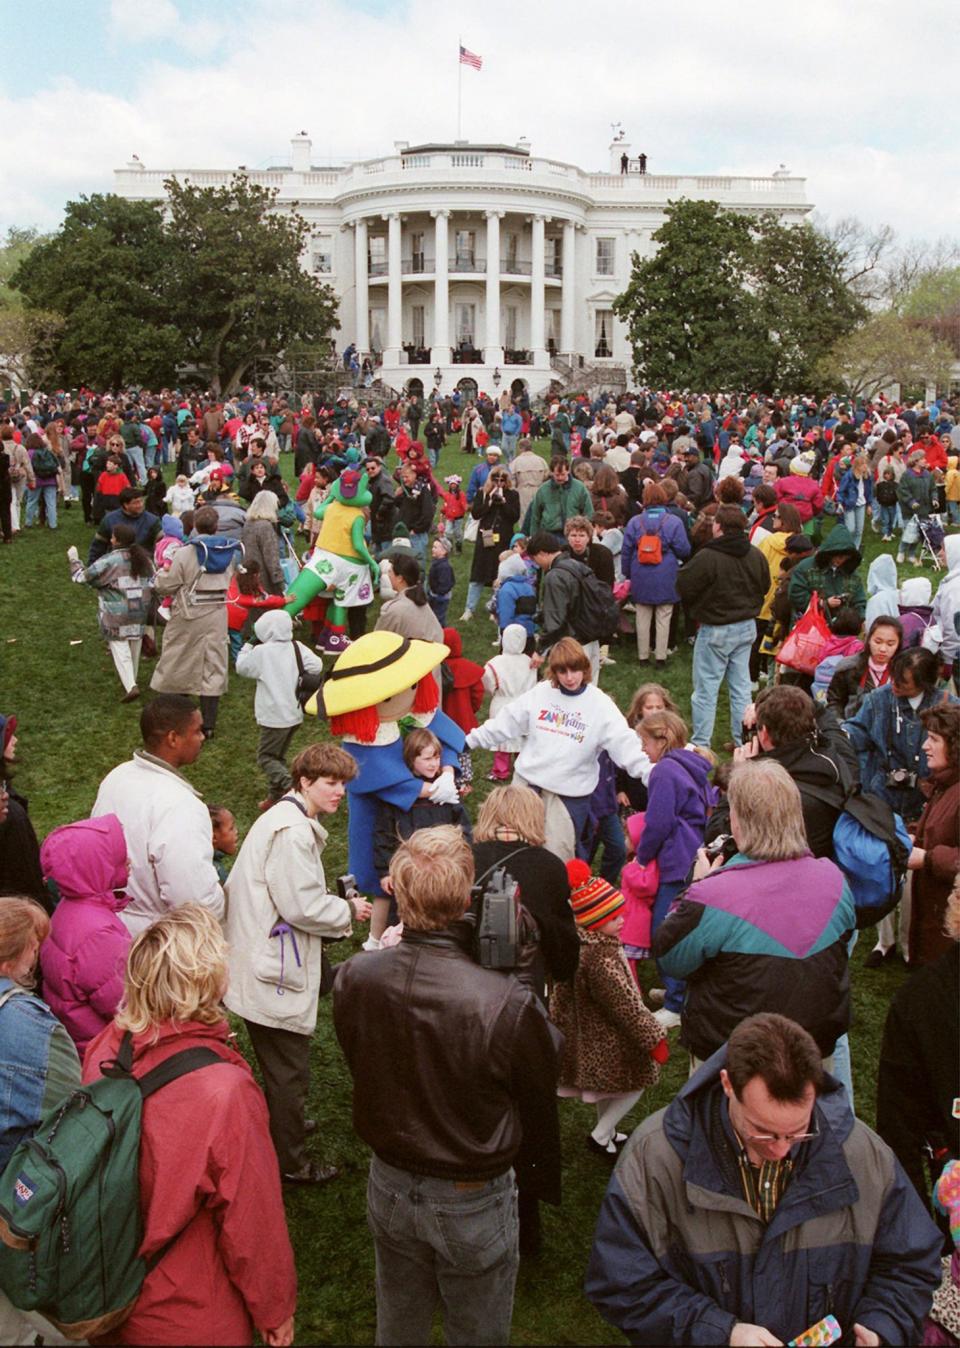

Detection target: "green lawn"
[1, 435, 937, 1344]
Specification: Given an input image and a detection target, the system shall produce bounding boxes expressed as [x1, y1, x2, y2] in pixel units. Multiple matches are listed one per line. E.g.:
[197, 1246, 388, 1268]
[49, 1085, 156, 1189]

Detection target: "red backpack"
[636, 517, 663, 565]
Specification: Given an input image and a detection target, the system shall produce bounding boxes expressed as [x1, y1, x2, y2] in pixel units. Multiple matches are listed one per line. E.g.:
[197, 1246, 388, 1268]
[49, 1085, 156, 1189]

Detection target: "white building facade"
[114, 136, 812, 399]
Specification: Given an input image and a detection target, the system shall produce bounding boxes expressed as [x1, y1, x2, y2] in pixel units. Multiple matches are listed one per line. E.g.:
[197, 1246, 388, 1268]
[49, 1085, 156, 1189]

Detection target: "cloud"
[2, 0, 957, 253]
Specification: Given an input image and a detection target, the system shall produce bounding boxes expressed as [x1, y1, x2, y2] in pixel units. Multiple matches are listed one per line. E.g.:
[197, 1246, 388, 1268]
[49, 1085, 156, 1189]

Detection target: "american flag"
[459, 45, 482, 70]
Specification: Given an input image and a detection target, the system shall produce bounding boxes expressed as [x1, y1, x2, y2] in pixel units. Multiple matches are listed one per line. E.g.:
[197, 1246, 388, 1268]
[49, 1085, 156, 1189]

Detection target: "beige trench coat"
[150, 542, 235, 696]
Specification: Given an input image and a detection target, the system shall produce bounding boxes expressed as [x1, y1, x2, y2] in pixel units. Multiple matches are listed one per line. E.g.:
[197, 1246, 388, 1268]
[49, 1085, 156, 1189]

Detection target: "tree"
[615, 200, 864, 392]
[816, 313, 955, 400]
[163, 175, 338, 395]
[11, 195, 182, 388]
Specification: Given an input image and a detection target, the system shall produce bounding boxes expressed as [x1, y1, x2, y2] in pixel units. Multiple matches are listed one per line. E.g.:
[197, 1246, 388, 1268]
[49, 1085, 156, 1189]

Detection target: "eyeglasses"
[741, 1115, 819, 1146]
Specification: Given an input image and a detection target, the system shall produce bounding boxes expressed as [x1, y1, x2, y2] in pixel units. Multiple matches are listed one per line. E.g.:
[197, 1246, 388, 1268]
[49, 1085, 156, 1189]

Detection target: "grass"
[0, 435, 941, 1344]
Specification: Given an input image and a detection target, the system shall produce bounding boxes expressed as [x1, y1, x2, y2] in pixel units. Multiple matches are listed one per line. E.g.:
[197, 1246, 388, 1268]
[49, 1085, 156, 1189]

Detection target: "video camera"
[464, 860, 538, 971]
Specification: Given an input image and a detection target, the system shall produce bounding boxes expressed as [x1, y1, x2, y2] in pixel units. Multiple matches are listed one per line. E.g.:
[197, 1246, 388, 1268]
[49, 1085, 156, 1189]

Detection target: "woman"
[84, 906, 297, 1346]
[462, 466, 520, 619]
[897, 449, 936, 566]
[467, 638, 650, 860]
[376, 553, 445, 645]
[565, 515, 615, 587]
[68, 522, 155, 702]
[0, 896, 81, 1345]
[826, 614, 903, 720]
[240, 490, 285, 595]
[234, 410, 258, 460]
[150, 505, 239, 739]
[654, 759, 855, 1069]
[589, 464, 630, 527]
[460, 403, 481, 455]
[905, 704, 960, 968]
[751, 501, 803, 679]
[632, 710, 714, 1032]
[836, 453, 874, 549]
[24, 432, 61, 530]
[621, 482, 691, 667]
[223, 743, 371, 1185]
[240, 457, 271, 503]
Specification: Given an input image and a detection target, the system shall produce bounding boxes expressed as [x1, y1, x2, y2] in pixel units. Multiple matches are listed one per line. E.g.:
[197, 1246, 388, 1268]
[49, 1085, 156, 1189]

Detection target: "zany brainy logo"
[14, 1174, 35, 1205]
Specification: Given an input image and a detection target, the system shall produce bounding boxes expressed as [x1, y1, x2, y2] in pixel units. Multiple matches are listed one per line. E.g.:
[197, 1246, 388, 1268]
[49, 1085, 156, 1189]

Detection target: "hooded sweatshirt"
[235, 609, 323, 728]
[788, 522, 866, 625]
[930, 534, 960, 665]
[865, 553, 900, 629]
[482, 624, 537, 752]
[634, 749, 715, 881]
[441, 627, 485, 733]
[675, 532, 770, 626]
[38, 815, 131, 1055]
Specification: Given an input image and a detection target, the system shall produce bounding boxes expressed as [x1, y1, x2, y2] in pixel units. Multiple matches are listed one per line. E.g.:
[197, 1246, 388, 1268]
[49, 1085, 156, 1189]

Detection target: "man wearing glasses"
[586, 1013, 941, 1347]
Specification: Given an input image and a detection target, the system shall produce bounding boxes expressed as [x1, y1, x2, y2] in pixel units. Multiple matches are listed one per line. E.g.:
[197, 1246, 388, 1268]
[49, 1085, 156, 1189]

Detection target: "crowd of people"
[0, 380, 959, 1347]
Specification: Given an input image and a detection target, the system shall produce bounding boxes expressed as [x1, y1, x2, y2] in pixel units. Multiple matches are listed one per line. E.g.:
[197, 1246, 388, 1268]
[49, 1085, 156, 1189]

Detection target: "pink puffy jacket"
[39, 814, 131, 1055]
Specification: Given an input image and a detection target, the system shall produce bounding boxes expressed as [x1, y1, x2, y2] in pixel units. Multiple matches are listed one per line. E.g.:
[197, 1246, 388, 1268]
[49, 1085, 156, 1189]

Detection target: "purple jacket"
[39, 815, 131, 1056]
[635, 749, 715, 881]
[621, 507, 692, 605]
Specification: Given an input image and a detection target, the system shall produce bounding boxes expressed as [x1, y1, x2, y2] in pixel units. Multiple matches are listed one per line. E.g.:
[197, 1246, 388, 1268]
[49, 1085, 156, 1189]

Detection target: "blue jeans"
[367, 1157, 519, 1347]
[410, 532, 428, 566]
[652, 878, 687, 1013]
[25, 484, 57, 529]
[590, 811, 626, 885]
[500, 433, 518, 465]
[560, 793, 594, 860]
[125, 443, 146, 484]
[948, 501, 960, 525]
[465, 579, 486, 614]
[691, 619, 756, 748]
[843, 505, 866, 549]
[877, 503, 898, 536]
[429, 594, 451, 626]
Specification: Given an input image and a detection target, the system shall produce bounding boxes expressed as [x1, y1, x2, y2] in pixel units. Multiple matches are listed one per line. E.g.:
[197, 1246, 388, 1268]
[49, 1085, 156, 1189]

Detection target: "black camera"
[337, 873, 359, 901]
[704, 833, 738, 865]
[466, 866, 528, 970]
[885, 768, 918, 791]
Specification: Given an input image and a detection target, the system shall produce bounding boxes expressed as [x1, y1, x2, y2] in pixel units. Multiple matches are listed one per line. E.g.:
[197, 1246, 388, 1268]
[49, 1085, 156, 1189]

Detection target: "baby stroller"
[918, 514, 946, 570]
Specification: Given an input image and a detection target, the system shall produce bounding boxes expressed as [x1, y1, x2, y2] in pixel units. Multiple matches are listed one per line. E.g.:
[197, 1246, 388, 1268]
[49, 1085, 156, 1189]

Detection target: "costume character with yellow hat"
[315, 632, 465, 925]
[285, 465, 378, 652]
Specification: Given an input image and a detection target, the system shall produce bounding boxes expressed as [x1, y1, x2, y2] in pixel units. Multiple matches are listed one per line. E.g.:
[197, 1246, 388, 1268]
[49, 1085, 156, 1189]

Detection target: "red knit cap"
[566, 859, 624, 930]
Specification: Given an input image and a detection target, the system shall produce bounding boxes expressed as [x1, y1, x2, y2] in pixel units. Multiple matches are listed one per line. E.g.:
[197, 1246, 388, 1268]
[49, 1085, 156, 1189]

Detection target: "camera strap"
[473, 845, 531, 893]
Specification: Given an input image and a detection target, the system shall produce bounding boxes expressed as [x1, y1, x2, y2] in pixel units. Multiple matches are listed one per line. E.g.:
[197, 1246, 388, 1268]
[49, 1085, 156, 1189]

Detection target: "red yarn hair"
[330, 674, 438, 743]
[412, 673, 439, 714]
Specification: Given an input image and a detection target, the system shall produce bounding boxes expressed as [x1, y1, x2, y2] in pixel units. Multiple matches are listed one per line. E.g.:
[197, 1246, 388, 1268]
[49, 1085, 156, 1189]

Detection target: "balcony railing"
[368, 260, 389, 276]
[504, 349, 533, 365]
[501, 260, 532, 275]
[451, 256, 486, 272]
[401, 257, 435, 274]
[402, 345, 432, 364]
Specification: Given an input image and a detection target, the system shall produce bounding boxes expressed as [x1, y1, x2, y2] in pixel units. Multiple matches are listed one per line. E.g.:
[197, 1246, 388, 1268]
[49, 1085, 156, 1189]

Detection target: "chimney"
[291, 133, 311, 173]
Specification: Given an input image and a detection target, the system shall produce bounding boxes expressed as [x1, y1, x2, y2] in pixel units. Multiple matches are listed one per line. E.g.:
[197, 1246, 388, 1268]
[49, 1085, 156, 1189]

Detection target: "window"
[455, 230, 476, 269]
[504, 232, 518, 271]
[368, 235, 386, 274]
[312, 249, 332, 275]
[545, 309, 560, 351]
[410, 231, 424, 273]
[504, 305, 518, 350]
[545, 237, 561, 276]
[411, 305, 425, 347]
[455, 303, 475, 346]
[595, 237, 615, 276]
[595, 310, 613, 358]
[369, 307, 386, 353]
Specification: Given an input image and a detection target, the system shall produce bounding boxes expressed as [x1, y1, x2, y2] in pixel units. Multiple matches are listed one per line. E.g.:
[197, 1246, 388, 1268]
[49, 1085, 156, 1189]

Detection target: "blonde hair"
[0, 896, 50, 987]
[116, 905, 227, 1036]
[547, 637, 591, 684]
[727, 761, 809, 861]
[474, 785, 546, 847]
[389, 825, 474, 931]
[245, 490, 279, 522]
[626, 683, 679, 727]
[945, 878, 960, 942]
[639, 708, 688, 754]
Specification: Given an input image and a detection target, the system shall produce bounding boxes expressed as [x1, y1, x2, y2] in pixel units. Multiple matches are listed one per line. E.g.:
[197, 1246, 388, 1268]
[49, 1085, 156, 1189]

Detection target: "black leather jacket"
[333, 928, 560, 1181]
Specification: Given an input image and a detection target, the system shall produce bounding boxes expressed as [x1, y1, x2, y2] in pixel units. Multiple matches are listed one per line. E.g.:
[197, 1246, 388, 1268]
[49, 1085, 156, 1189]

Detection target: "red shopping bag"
[776, 591, 832, 675]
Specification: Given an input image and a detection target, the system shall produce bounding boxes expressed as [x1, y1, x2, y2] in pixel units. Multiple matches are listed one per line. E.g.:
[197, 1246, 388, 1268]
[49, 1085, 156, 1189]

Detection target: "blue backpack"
[808, 782, 911, 928]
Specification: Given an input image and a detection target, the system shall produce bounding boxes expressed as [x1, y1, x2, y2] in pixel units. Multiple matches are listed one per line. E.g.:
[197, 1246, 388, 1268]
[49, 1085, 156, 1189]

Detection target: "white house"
[114, 135, 812, 400]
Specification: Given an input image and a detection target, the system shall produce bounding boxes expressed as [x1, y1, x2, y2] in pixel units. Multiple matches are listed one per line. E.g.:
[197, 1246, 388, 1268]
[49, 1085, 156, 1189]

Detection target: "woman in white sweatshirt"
[467, 637, 650, 860]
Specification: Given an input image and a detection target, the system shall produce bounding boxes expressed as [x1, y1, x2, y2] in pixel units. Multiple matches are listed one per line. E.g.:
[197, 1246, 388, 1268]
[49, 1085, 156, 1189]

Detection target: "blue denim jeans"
[652, 878, 687, 1013]
[590, 811, 627, 884]
[367, 1157, 519, 1346]
[691, 619, 756, 748]
[877, 503, 898, 536]
[465, 579, 486, 614]
[500, 433, 518, 465]
[948, 501, 960, 525]
[843, 505, 866, 549]
[124, 442, 146, 484]
[410, 532, 429, 566]
[25, 484, 57, 529]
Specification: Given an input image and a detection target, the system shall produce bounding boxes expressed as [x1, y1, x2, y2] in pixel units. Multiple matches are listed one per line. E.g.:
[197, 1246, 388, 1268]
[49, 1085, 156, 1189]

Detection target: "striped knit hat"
[566, 859, 624, 929]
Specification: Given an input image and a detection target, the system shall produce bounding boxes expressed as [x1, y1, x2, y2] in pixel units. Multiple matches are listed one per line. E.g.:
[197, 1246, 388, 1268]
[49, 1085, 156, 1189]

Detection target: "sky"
[2, 0, 957, 249]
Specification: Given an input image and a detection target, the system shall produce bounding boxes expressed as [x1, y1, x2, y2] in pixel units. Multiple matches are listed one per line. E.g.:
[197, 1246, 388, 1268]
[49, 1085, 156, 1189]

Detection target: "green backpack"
[0, 1029, 223, 1341]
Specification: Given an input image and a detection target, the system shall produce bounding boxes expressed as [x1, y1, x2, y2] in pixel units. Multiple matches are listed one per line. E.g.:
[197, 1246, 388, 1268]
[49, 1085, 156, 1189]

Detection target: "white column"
[432, 209, 451, 364]
[484, 210, 504, 365]
[385, 212, 402, 364]
[354, 218, 369, 353]
[561, 220, 576, 357]
[530, 214, 547, 365]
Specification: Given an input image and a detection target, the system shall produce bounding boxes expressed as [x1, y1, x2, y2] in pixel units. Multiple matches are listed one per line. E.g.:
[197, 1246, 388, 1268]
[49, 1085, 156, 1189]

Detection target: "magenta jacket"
[39, 814, 131, 1056]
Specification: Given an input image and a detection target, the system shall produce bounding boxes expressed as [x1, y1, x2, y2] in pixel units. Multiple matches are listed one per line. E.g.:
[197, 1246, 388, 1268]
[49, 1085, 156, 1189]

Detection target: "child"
[875, 467, 899, 541]
[620, 812, 658, 986]
[812, 606, 864, 704]
[945, 455, 960, 527]
[165, 472, 196, 517]
[427, 535, 455, 625]
[94, 454, 131, 517]
[481, 622, 537, 781]
[550, 860, 668, 1158]
[67, 524, 155, 702]
[438, 474, 468, 553]
[441, 627, 485, 794]
[209, 803, 239, 884]
[492, 553, 537, 645]
[616, 683, 677, 815]
[226, 561, 286, 661]
[236, 609, 323, 810]
[154, 513, 185, 571]
[143, 465, 166, 517]
[370, 728, 472, 941]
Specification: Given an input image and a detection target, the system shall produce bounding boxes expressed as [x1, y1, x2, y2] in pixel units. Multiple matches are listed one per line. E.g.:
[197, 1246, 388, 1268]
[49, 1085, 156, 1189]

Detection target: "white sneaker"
[460, 609, 473, 622]
[896, 553, 904, 564]
[652, 1007, 682, 1031]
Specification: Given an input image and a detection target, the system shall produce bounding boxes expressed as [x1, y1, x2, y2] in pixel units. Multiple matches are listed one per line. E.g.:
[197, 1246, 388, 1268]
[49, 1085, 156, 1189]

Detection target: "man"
[177, 422, 206, 475]
[527, 529, 604, 681]
[334, 825, 560, 1347]
[394, 462, 435, 564]
[467, 445, 504, 503]
[511, 438, 549, 520]
[681, 446, 714, 511]
[92, 694, 225, 934]
[500, 403, 522, 463]
[676, 505, 769, 748]
[788, 523, 867, 630]
[524, 456, 593, 536]
[87, 486, 161, 564]
[706, 684, 859, 858]
[586, 1012, 942, 1347]
[365, 455, 397, 556]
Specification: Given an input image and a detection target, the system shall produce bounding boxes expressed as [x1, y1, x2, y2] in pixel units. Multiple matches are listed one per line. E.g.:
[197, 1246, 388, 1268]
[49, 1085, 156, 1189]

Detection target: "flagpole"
[457, 38, 462, 139]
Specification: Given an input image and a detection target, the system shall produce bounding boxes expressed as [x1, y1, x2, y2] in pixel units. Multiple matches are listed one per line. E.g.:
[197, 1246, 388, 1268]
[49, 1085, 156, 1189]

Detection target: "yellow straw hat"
[314, 631, 449, 717]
